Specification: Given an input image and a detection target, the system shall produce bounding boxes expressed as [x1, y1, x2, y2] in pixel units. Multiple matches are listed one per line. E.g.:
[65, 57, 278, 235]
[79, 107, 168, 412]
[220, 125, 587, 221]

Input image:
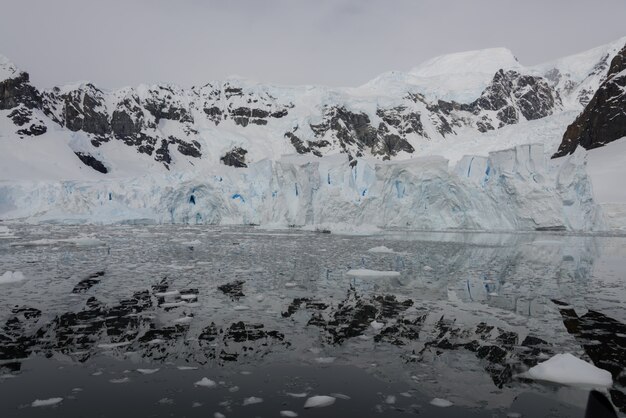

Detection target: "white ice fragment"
[234, 305, 250, 311]
[192, 402, 202, 407]
[147, 339, 163, 345]
[97, 342, 131, 349]
[180, 294, 197, 300]
[430, 398, 453, 407]
[370, 320, 385, 330]
[137, 368, 160, 375]
[242, 396, 263, 406]
[280, 411, 298, 417]
[158, 397, 174, 404]
[315, 357, 336, 364]
[255, 294, 265, 302]
[180, 240, 202, 246]
[507, 413, 522, 418]
[330, 393, 351, 400]
[214, 413, 226, 418]
[177, 366, 198, 370]
[304, 395, 336, 408]
[155, 290, 180, 297]
[524, 353, 612, 387]
[0, 271, 25, 284]
[345, 269, 400, 278]
[32, 397, 63, 407]
[174, 316, 193, 324]
[367, 246, 394, 253]
[385, 395, 396, 404]
[423, 265, 434, 271]
[109, 377, 130, 384]
[195, 377, 217, 388]
[285, 282, 297, 288]
[286, 392, 308, 398]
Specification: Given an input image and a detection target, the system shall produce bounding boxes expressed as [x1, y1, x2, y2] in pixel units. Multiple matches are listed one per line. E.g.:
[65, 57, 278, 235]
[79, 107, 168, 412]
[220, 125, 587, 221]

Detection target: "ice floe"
[304, 395, 336, 408]
[31, 397, 63, 407]
[523, 353, 613, 387]
[194, 377, 217, 388]
[345, 269, 400, 278]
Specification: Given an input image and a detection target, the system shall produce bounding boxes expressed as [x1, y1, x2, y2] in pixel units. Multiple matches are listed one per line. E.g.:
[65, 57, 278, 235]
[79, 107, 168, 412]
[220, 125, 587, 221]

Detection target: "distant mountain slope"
[1, 38, 624, 178]
[553, 42, 626, 158]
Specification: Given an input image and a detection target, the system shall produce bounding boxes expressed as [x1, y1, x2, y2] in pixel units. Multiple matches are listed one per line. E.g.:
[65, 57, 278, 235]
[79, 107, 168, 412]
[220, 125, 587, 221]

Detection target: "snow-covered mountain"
[0, 37, 625, 230]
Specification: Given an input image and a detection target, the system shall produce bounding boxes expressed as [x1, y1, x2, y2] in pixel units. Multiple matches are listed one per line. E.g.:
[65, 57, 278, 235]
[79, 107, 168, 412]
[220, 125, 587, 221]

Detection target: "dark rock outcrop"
[553, 43, 626, 158]
[74, 152, 108, 174]
[220, 147, 248, 168]
[0, 71, 41, 110]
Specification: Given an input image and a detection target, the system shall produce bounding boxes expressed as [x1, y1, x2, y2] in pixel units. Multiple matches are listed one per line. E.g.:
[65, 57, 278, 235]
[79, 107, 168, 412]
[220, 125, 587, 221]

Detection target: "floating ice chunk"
[195, 377, 217, 388]
[243, 396, 263, 406]
[147, 339, 163, 345]
[214, 413, 226, 418]
[155, 290, 180, 297]
[229, 386, 240, 393]
[109, 377, 130, 384]
[423, 265, 434, 271]
[524, 353, 612, 387]
[255, 294, 265, 302]
[367, 246, 394, 253]
[174, 316, 193, 324]
[98, 342, 131, 349]
[137, 368, 160, 375]
[345, 269, 400, 278]
[161, 301, 187, 308]
[280, 411, 298, 417]
[285, 282, 297, 288]
[234, 305, 250, 311]
[192, 402, 202, 407]
[315, 357, 336, 364]
[385, 395, 396, 404]
[330, 393, 351, 400]
[32, 397, 63, 407]
[304, 395, 336, 408]
[430, 398, 453, 407]
[370, 320, 385, 330]
[158, 397, 174, 404]
[0, 271, 25, 284]
[286, 392, 308, 398]
[92, 371, 103, 376]
[180, 294, 197, 300]
[507, 413, 522, 418]
[181, 240, 202, 246]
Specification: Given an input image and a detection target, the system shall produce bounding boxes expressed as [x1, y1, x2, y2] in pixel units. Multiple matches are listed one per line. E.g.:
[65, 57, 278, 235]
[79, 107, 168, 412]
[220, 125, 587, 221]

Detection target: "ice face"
[0, 144, 605, 231]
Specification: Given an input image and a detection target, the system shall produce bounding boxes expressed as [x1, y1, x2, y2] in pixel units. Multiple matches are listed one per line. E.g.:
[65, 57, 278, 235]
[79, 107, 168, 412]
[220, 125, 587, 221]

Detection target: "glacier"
[0, 143, 604, 231]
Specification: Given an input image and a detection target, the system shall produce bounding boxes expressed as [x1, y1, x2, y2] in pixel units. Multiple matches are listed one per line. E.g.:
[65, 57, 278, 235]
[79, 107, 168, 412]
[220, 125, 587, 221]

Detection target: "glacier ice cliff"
[0, 143, 605, 231]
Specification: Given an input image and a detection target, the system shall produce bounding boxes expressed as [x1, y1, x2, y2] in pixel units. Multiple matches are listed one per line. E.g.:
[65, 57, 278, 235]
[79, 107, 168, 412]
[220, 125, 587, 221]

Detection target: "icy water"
[0, 225, 625, 417]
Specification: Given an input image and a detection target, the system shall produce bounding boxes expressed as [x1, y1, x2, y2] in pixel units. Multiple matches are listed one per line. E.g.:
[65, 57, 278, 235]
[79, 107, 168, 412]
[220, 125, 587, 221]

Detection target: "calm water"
[0, 225, 625, 417]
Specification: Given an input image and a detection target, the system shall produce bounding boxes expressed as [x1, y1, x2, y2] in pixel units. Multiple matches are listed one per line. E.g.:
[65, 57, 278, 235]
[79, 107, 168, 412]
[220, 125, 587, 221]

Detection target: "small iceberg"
[345, 269, 400, 278]
[0, 271, 25, 284]
[523, 353, 612, 387]
[304, 395, 336, 408]
[194, 377, 217, 388]
[32, 397, 63, 407]
[430, 398, 453, 407]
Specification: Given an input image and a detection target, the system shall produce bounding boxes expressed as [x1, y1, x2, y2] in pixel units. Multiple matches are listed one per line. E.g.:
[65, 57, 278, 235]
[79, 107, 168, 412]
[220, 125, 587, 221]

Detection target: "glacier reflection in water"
[0, 225, 624, 417]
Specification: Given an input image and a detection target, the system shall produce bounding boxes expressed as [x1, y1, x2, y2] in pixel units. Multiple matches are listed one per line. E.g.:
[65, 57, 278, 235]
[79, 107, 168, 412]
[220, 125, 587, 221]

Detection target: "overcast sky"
[1, 0, 625, 89]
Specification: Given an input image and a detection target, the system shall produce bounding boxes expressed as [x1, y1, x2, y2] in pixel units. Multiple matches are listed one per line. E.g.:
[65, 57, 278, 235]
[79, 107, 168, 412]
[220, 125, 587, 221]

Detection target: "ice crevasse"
[0, 144, 604, 231]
